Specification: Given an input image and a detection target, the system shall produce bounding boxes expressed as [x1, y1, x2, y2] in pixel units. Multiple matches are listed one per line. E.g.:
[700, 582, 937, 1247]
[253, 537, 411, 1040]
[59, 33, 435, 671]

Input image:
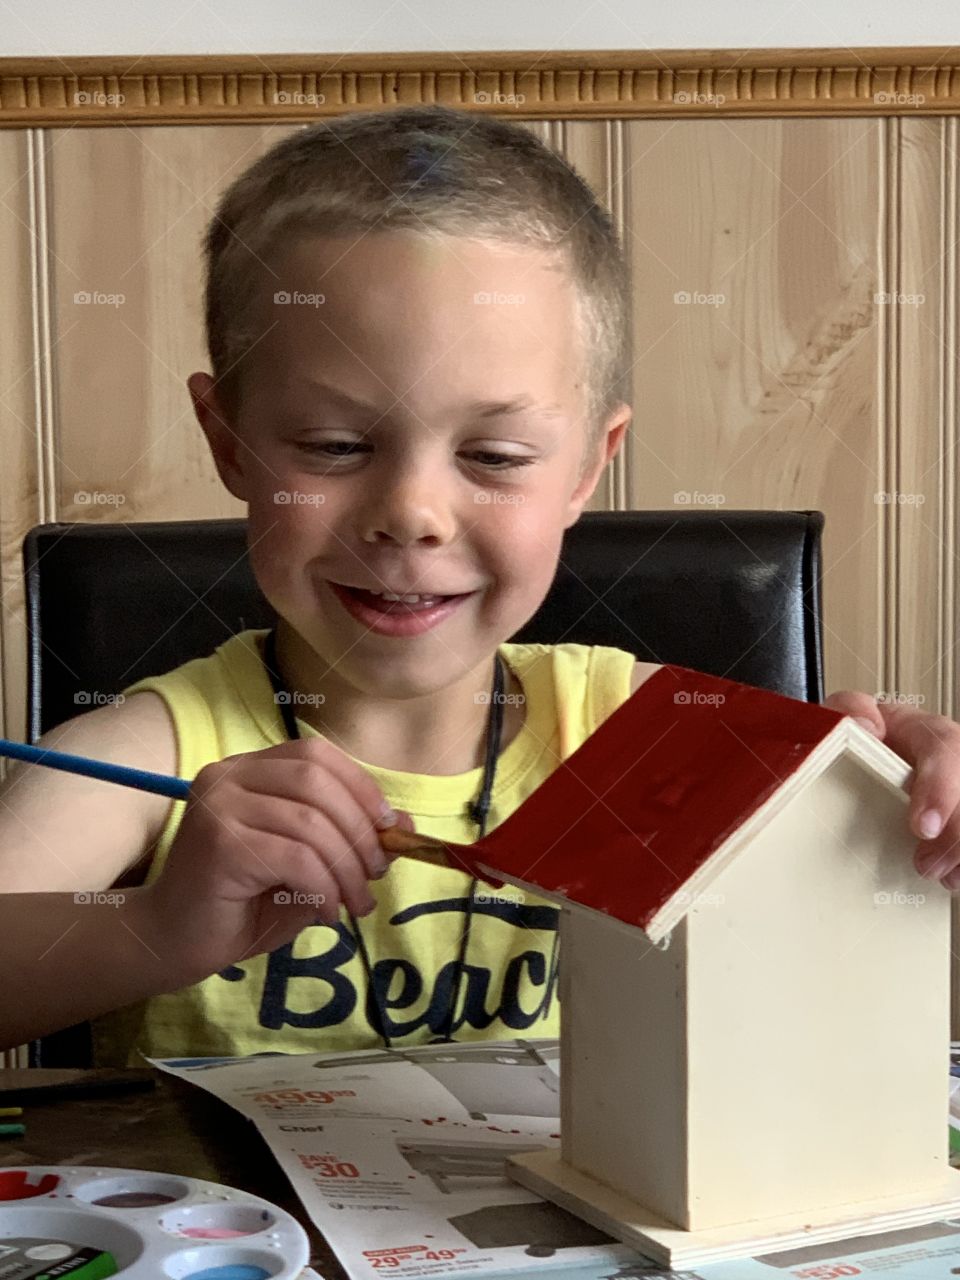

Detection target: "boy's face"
[190, 232, 629, 695]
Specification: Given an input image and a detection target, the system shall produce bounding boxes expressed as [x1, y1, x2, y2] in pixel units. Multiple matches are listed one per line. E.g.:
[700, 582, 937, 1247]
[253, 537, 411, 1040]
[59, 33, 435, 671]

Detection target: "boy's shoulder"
[500, 639, 659, 692]
[0, 689, 178, 890]
[120, 627, 269, 719]
[500, 641, 660, 735]
[117, 629, 279, 781]
[42, 687, 177, 774]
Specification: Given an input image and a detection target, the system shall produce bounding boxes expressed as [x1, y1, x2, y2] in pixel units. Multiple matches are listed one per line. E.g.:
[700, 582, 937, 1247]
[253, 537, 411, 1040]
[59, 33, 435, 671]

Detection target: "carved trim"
[1, 48, 960, 125]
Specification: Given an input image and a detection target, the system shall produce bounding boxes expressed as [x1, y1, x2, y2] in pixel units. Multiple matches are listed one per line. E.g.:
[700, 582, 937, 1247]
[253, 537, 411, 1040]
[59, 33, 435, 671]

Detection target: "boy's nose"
[361, 477, 458, 546]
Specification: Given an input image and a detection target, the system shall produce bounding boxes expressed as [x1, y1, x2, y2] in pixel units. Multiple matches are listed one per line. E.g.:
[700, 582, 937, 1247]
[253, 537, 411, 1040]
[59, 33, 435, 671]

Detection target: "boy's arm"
[0, 886, 203, 1049]
[0, 693, 177, 891]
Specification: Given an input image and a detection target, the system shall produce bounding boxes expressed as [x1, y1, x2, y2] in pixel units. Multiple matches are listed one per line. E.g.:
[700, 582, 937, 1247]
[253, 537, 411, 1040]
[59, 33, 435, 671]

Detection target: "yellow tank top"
[92, 628, 636, 1064]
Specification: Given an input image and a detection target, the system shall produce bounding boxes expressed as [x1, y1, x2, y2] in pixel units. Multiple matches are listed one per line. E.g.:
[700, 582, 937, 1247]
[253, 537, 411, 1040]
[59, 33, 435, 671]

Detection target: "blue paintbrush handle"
[0, 738, 192, 800]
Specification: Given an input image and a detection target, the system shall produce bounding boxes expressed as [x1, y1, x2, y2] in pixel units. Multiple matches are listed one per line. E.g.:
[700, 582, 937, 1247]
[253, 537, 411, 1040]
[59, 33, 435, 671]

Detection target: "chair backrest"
[24, 510, 824, 742]
[20, 509, 825, 1064]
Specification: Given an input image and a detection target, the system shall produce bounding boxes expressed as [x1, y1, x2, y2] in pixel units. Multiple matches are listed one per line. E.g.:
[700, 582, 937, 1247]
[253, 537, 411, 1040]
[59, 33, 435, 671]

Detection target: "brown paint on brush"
[378, 825, 484, 876]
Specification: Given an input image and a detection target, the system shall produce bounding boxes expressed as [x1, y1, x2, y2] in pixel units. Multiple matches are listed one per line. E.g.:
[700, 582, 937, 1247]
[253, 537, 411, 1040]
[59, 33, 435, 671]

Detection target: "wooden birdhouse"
[392, 664, 960, 1266]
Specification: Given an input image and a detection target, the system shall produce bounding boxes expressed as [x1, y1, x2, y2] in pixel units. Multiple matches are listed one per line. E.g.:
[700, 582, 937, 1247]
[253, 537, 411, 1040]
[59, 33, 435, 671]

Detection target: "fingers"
[823, 690, 885, 736]
[230, 823, 362, 926]
[236, 756, 389, 885]
[900, 719, 960, 847]
[185, 741, 418, 919]
[916, 823, 960, 888]
[259, 738, 398, 832]
[232, 792, 378, 917]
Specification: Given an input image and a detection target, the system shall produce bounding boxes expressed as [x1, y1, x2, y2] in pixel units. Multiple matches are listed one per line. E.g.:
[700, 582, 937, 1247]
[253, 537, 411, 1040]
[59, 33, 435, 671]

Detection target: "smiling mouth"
[328, 581, 472, 612]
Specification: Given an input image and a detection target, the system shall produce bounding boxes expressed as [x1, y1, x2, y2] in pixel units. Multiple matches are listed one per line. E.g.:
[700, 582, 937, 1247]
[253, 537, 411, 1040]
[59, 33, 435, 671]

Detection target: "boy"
[0, 105, 956, 1063]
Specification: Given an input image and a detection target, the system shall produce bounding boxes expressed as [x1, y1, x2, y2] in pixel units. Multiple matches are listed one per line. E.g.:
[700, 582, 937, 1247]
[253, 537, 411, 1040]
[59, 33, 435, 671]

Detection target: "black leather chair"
[21, 509, 825, 1064]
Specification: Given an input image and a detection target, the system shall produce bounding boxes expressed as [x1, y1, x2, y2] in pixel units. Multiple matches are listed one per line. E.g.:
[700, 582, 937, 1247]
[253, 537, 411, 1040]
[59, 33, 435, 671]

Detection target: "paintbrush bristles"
[378, 825, 454, 866]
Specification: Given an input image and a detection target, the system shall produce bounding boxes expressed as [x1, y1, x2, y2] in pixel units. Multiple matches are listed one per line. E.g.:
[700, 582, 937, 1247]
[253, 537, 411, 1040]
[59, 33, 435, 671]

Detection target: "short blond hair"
[202, 104, 630, 457]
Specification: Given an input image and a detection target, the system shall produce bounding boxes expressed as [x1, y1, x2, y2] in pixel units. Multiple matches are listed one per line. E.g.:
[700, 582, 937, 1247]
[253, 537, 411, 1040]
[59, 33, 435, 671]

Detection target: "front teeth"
[370, 590, 441, 604]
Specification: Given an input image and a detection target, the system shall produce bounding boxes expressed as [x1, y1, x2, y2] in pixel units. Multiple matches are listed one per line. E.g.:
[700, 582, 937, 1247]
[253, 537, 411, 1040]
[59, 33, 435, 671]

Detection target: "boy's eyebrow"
[297, 380, 564, 422]
[467, 396, 565, 420]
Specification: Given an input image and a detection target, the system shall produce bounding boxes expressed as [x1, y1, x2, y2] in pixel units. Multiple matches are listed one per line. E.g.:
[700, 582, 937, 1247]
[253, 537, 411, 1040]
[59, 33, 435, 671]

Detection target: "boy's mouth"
[327, 581, 468, 615]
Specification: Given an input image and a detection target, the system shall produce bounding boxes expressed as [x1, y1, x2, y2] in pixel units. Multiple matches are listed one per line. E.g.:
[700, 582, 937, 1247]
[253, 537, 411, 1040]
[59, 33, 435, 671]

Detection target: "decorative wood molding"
[2, 48, 960, 126]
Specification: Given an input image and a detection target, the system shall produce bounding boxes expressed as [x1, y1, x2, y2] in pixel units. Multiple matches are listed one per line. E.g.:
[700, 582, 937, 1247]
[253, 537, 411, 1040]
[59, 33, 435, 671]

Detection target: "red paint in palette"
[442, 666, 845, 934]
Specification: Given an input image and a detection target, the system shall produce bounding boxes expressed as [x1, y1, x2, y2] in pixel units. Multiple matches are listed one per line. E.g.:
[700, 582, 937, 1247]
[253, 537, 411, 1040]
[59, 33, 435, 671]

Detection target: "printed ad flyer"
[157, 1039, 960, 1280]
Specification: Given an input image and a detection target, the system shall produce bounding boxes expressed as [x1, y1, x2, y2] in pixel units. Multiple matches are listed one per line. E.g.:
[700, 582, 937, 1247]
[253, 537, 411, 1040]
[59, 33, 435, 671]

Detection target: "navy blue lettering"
[257, 923, 358, 1029]
[392, 897, 559, 931]
[232, 898, 562, 1037]
[499, 951, 547, 1028]
[370, 959, 423, 1038]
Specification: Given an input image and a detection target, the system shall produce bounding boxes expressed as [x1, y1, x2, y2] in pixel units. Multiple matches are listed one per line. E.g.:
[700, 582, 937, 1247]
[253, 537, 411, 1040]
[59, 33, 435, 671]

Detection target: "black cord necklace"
[261, 626, 505, 1049]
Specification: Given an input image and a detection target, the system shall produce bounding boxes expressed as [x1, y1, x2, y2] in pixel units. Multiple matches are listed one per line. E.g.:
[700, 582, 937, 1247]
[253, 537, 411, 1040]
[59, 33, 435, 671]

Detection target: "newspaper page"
[155, 1039, 960, 1280]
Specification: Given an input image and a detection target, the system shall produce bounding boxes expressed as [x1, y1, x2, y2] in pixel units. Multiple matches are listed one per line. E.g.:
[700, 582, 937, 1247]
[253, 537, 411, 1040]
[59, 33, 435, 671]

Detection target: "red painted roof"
[466, 665, 845, 934]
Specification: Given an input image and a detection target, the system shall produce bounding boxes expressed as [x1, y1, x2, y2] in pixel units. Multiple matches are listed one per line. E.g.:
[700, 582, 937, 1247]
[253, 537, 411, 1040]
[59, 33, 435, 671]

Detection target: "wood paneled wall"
[1, 112, 958, 1054]
[2, 116, 955, 727]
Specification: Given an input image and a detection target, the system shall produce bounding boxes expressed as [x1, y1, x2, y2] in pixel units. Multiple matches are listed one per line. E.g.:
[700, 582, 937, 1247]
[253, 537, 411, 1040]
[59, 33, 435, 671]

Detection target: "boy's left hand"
[824, 690, 960, 887]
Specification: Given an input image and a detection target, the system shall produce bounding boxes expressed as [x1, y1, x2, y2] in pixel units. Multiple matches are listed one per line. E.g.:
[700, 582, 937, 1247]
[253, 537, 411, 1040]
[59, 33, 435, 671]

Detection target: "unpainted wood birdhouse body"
[454, 665, 960, 1266]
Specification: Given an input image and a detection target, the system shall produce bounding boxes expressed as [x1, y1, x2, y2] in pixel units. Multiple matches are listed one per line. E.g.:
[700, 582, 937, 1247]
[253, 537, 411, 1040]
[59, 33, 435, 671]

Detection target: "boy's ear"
[187, 372, 249, 502]
[564, 404, 632, 528]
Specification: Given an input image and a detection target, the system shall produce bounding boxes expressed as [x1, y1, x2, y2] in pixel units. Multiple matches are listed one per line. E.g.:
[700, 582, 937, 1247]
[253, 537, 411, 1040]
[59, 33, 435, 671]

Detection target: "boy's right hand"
[144, 738, 416, 982]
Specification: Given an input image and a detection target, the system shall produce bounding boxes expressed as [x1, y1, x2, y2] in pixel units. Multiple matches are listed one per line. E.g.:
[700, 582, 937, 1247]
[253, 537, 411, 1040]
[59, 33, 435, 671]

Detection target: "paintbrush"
[0, 737, 485, 873]
[377, 823, 488, 872]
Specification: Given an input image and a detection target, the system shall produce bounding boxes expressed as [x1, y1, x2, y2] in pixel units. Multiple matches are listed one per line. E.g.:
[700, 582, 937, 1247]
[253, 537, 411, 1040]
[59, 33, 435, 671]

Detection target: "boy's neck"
[269, 620, 525, 776]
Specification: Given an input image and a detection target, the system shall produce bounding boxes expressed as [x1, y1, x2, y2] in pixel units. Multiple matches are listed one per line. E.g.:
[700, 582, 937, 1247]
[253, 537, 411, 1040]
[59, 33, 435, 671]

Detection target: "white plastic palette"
[0, 1165, 310, 1279]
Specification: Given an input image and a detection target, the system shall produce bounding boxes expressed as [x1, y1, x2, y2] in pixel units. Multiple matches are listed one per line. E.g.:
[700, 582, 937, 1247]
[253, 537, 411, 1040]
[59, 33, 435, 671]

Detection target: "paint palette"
[0, 1166, 310, 1279]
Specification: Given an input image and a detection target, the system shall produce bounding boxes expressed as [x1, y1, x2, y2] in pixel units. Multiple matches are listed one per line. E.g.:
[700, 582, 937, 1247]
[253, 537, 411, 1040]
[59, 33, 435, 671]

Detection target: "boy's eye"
[465, 451, 533, 470]
[295, 441, 532, 470]
[297, 440, 368, 456]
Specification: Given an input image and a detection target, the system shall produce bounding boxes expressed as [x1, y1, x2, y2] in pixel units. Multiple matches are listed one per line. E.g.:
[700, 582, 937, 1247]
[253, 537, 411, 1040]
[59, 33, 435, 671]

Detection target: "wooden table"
[0, 1067, 341, 1275]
